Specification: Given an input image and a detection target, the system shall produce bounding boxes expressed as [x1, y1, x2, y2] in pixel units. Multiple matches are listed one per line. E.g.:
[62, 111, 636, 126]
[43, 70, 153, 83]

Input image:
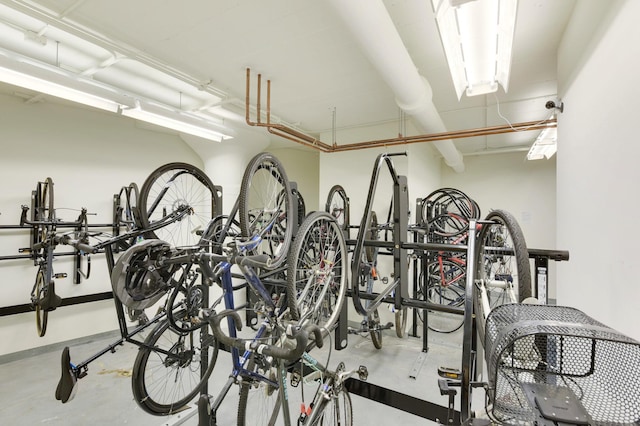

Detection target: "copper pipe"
[267, 79, 271, 125]
[245, 68, 556, 153]
[257, 73, 261, 124]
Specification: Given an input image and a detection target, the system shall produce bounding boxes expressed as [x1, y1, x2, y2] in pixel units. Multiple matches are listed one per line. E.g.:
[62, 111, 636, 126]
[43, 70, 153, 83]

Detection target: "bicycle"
[190, 207, 348, 425]
[57, 153, 348, 419]
[204, 309, 368, 426]
[416, 188, 481, 334]
[55, 162, 221, 414]
[473, 209, 532, 346]
[20, 178, 90, 336]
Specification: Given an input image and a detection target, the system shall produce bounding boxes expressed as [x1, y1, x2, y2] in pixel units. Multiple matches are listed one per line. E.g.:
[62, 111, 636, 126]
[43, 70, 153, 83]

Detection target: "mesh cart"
[484, 304, 640, 425]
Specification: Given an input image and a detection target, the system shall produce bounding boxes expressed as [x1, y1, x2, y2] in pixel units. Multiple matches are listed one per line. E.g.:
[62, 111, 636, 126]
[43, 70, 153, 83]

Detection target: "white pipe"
[328, 0, 465, 172]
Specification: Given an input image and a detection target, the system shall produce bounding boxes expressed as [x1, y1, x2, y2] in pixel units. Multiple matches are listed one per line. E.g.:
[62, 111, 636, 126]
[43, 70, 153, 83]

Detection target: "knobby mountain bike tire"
[138, 162, 219, 247]
[131, 316, 218, 415]
[239, 152, 294, 270]
[473, 209, 531, 348]
[287, 211, 348, 334]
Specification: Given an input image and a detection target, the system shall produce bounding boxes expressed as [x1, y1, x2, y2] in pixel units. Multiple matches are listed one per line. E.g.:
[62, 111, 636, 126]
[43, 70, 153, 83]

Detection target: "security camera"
[545, 100, 564, 113]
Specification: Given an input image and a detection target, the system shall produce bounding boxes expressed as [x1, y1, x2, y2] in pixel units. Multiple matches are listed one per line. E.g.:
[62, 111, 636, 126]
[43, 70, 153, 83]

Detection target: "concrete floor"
[0, 320, 487, 425]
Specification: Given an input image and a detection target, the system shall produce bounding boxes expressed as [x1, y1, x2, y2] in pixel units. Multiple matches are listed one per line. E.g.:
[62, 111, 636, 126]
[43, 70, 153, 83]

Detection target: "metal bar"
[345, 378, 461, 424]
[460, 219, 478, 421]
[0, 291, 113, 316]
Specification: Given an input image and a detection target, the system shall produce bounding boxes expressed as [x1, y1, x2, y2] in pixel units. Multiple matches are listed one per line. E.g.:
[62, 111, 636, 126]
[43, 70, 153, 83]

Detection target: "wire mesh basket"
[484, 304, 640, 425]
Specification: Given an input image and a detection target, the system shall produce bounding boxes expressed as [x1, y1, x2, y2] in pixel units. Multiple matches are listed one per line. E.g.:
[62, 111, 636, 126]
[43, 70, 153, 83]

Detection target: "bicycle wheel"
[474, 209, 531, 347]
[34, 267, 48, 337]
[394, 307, 408, 338]
[114, 182, 141, 233]
[369, 309, 383, 350]
[313, 387, 353, 426]
[33, 177, 55, 256]
[325, 185, 349, 233]
[239, 152, 294, 270]
[422, 188, 480, 238]
[131, 317, 218, 415]
[139, 162, 219, 247]
[420, 258, 466, 333]
[237, 331, 281, 426]
[292, 187, 306, 228]
[287, 211, 348, 334]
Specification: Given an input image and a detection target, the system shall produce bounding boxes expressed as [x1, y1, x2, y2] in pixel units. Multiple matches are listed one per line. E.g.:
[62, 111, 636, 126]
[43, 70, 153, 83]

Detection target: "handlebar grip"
[74, 242, 96, 254]
[55, 235, 97, 254]
[237, 254, 271, 269]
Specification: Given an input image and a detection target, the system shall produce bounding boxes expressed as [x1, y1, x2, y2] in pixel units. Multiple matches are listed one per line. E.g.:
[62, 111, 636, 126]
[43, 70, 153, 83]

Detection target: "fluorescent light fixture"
[527, 126, 557, 160]
[0, 51, 126, 112]
[122, 101, 232, 142]
[432, 0, 518, 99]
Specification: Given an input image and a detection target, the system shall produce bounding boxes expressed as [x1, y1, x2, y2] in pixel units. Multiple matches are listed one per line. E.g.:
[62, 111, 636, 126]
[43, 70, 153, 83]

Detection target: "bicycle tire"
[131, 316, 218, 415]
[312, 387, 353, 426]
[287, 211, 348, 334]
[32, 177, 54, 256]
[115, 182, 141, 233]
[138, 162, 218, 247]
[421, 259, 466, 333]
[34, 267, 48, 337]
[473, 209, 531, 348]
[292, 187, 306, 228]
[369, 309, 383, 349]
[237, 330, 281, 426]
[239, 152, 294, 270]
[394, 307, 408, 338]
[325, 184, 349, 233]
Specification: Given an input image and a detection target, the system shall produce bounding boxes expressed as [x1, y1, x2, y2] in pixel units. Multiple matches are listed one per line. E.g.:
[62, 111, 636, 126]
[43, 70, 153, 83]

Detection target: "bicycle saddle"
[40, 282, 62, 311]
[55, 347, 77, 403]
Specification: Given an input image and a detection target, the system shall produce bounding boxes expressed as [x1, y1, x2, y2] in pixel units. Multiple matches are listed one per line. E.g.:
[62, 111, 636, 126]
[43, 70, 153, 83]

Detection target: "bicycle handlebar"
[208, 309, 323, 361]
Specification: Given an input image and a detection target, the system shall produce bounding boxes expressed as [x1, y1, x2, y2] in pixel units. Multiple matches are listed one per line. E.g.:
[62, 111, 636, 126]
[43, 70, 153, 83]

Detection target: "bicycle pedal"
[438, 366, 462, 380]
[290, 370, 301, 387]
[358, 365, 368, 381]
[54, 273, 68, 279]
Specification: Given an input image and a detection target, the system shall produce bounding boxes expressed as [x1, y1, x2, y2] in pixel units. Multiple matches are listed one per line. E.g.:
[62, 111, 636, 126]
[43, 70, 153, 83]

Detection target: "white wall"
[0, 91, 322, 356]
[556, 0, 640, 341]
[0, 94, 207, 355]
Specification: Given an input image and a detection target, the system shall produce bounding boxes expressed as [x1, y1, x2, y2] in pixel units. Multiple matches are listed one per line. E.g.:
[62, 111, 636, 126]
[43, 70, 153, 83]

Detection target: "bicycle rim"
[239, 152, 294, 269]
[474, 209, 531, 347]
[131, 318, 218, 415]
[287, 211, 347, 334]
[139, 162, 218, 247]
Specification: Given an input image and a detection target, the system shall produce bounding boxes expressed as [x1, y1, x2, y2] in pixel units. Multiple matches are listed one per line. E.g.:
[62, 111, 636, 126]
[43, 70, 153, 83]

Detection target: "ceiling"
[0, 0, 576, 158]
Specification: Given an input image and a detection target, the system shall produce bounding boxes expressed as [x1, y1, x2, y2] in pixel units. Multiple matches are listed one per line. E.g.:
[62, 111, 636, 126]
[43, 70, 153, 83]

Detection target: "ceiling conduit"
[327, 0, 465, 172]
